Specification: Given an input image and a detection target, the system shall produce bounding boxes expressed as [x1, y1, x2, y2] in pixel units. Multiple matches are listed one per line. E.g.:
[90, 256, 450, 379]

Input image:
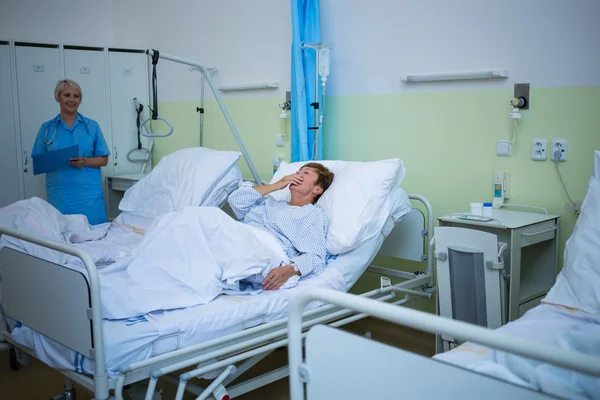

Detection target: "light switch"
[276, 134, 285, 147]
[496, 140, 511, 157]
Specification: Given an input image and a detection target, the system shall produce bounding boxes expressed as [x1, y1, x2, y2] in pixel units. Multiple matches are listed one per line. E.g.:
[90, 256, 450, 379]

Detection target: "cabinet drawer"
[520, 220, 557, 247]
[519, 296, 544, 317]
[107, 178, 137, 192]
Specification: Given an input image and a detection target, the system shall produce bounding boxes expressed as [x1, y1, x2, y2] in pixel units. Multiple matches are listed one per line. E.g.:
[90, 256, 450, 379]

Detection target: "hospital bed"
[0, 159, 434, 400]
[287, 288, 600, 399]
[288, 150, 600, 400]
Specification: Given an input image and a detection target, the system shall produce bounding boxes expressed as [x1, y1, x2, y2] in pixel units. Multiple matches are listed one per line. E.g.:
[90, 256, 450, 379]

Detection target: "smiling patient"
[228, 163, 334, 290]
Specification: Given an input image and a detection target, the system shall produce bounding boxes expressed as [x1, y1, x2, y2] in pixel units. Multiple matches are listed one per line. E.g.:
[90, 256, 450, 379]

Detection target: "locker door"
[64, 47, 111, 179]
[15, 44, 61, 200]
[0, 43, 21, 207]
[108, 50, 149, 176]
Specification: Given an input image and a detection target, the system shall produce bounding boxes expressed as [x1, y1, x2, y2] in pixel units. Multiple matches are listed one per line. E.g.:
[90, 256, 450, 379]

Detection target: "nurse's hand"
[69, 157, 87, 168]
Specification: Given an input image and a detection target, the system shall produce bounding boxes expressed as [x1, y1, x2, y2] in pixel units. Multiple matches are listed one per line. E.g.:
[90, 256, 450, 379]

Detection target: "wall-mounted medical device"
[493, 172, 510, 209]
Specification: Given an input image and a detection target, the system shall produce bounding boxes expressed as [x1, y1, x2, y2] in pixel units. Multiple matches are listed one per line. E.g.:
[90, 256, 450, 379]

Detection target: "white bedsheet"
[10, 262, 347, 375]
[434, 304, 600, 400]
[8, 217, 389, 376]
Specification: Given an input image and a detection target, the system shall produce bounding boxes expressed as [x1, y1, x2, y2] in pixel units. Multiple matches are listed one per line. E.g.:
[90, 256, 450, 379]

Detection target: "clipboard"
[32, 145, 79, 175]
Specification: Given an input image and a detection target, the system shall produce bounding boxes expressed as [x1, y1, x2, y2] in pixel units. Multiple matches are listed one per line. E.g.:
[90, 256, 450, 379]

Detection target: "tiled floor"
[0, 318, 434, 399]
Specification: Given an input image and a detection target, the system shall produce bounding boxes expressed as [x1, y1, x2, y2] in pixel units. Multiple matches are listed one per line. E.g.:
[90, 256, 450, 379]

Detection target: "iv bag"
[318, 48, 330, 79]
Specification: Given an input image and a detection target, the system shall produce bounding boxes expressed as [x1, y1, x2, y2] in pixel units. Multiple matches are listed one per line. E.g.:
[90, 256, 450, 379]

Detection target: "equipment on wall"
[127, 98, 153, 173]
[300, 42, 332, 160]
[140, 49, 174, 138]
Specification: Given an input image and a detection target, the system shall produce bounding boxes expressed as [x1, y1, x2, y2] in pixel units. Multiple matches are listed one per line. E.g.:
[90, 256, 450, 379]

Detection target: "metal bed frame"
[0, 49, 436, 400]
[0, 193, 434, 400]
[288, 288, 600, 399]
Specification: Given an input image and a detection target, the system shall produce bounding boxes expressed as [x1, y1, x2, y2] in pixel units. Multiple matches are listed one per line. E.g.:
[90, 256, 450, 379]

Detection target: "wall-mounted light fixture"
[219, 82, 279, 91]
[401, 69, 509, 83]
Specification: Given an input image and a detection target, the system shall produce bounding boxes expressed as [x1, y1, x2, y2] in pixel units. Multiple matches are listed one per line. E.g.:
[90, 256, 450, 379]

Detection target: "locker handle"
[23, 151, 28, 166]
[114, 146, 118, 160]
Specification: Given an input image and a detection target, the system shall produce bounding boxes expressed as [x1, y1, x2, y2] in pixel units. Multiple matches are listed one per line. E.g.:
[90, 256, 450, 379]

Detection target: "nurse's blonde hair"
[54, 79, 82, 102]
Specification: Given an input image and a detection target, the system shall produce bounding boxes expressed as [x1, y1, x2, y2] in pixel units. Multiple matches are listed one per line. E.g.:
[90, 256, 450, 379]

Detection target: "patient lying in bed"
[228, 162, 334, 290]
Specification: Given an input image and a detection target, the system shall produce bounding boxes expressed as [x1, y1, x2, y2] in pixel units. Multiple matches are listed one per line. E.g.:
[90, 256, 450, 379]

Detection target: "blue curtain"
[291, 0, 322, 161]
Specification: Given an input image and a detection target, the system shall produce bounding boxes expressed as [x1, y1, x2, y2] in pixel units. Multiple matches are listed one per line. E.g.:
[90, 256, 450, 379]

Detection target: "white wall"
[321, 0, 600, 95]
[111, 0, 291, 102]
[2, 0, 599, 100]
[0, 0, 114, 47]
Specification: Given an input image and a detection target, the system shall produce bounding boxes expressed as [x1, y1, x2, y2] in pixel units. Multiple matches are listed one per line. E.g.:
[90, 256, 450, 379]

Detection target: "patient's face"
[290, 167, 323, 198]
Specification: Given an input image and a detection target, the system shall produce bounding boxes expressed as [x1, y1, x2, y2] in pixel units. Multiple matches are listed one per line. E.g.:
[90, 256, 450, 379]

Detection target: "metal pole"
[147, 50, 262, 185]
[199, 72, 205, 147]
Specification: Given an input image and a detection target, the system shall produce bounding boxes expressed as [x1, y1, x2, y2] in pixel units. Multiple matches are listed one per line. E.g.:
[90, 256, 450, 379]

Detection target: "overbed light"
[401, 69, 509, 83]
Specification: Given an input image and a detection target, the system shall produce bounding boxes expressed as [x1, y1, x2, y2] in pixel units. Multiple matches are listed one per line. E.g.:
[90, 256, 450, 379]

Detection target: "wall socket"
[551, 140, 568, 161]
[531, 139, 547, 161]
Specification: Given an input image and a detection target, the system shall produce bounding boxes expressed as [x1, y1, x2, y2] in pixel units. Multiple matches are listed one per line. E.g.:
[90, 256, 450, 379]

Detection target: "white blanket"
[435, 305, 600, 400]
[99, 206, 294, 319]
[0, 199, 298, 320]
[0, 198, 141, 266]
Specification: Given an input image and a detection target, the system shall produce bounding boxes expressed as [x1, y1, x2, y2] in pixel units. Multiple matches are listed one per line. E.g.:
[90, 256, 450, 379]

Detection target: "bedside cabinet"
[438, 209, 560, 322]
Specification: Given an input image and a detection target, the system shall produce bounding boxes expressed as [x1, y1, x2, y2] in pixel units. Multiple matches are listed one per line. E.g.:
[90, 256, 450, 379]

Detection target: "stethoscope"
[44, 113, 89, 145]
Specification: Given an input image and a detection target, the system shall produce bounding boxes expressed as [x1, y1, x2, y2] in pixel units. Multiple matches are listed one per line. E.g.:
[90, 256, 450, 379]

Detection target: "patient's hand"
[262, 265, 300, 291]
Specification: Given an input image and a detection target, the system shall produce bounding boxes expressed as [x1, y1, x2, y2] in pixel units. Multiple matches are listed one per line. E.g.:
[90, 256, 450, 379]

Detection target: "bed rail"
[0, 226, 109, 400]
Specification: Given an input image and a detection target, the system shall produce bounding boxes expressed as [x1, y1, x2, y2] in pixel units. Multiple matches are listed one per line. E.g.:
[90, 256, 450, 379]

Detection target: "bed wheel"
[49, 387, 76, 400]
[9, 346, 19, 371]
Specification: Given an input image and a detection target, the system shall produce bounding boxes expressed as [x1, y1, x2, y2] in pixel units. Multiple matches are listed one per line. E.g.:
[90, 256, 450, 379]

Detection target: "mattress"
[434, 304, 600, 400]
[9, 226, 386, 375]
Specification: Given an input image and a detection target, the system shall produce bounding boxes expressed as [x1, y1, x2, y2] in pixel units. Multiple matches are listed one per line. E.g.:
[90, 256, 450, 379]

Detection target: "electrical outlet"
[531, 139, 547, 161]
[551, 140, 568, 161]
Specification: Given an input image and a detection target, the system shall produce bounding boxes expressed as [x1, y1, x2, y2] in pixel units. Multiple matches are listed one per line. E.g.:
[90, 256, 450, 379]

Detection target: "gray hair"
[54, 79, 82, 102]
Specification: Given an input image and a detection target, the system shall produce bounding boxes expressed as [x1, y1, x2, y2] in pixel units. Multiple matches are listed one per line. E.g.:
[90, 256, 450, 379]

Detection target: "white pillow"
[119, 147, 241, 219]
[544, 150, 600, 314]
[268, 159, 406, 254]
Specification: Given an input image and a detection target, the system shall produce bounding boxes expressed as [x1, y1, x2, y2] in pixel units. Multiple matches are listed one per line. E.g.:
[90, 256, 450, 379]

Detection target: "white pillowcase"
[544, 150, 600, 314]
[268, 159, 406, 254]
[119, 147, 241, 219]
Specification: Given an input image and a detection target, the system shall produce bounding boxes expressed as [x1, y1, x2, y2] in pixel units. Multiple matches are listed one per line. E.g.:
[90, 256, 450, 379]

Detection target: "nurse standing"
[31, 79, 110, 225]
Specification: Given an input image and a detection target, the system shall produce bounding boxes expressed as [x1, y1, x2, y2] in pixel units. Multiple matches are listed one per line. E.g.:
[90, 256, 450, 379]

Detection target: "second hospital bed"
[0, 158, 434, 400]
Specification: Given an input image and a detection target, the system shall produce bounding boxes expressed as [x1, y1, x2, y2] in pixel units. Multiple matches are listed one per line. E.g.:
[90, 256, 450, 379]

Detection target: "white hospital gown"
[228, 182, 328, 279]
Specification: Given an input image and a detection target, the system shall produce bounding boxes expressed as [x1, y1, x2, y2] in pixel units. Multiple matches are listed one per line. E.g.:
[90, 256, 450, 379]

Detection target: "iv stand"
[301, 42, 331, 160]
[190, 66, 217, 147]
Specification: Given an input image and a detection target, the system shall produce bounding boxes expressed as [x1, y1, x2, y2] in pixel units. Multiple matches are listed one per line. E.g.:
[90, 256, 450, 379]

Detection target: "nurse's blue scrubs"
[31, 113, 110, 225]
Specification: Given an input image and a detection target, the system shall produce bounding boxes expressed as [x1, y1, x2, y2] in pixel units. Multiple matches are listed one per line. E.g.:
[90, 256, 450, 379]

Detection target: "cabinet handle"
[521, 226, 556, 237]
